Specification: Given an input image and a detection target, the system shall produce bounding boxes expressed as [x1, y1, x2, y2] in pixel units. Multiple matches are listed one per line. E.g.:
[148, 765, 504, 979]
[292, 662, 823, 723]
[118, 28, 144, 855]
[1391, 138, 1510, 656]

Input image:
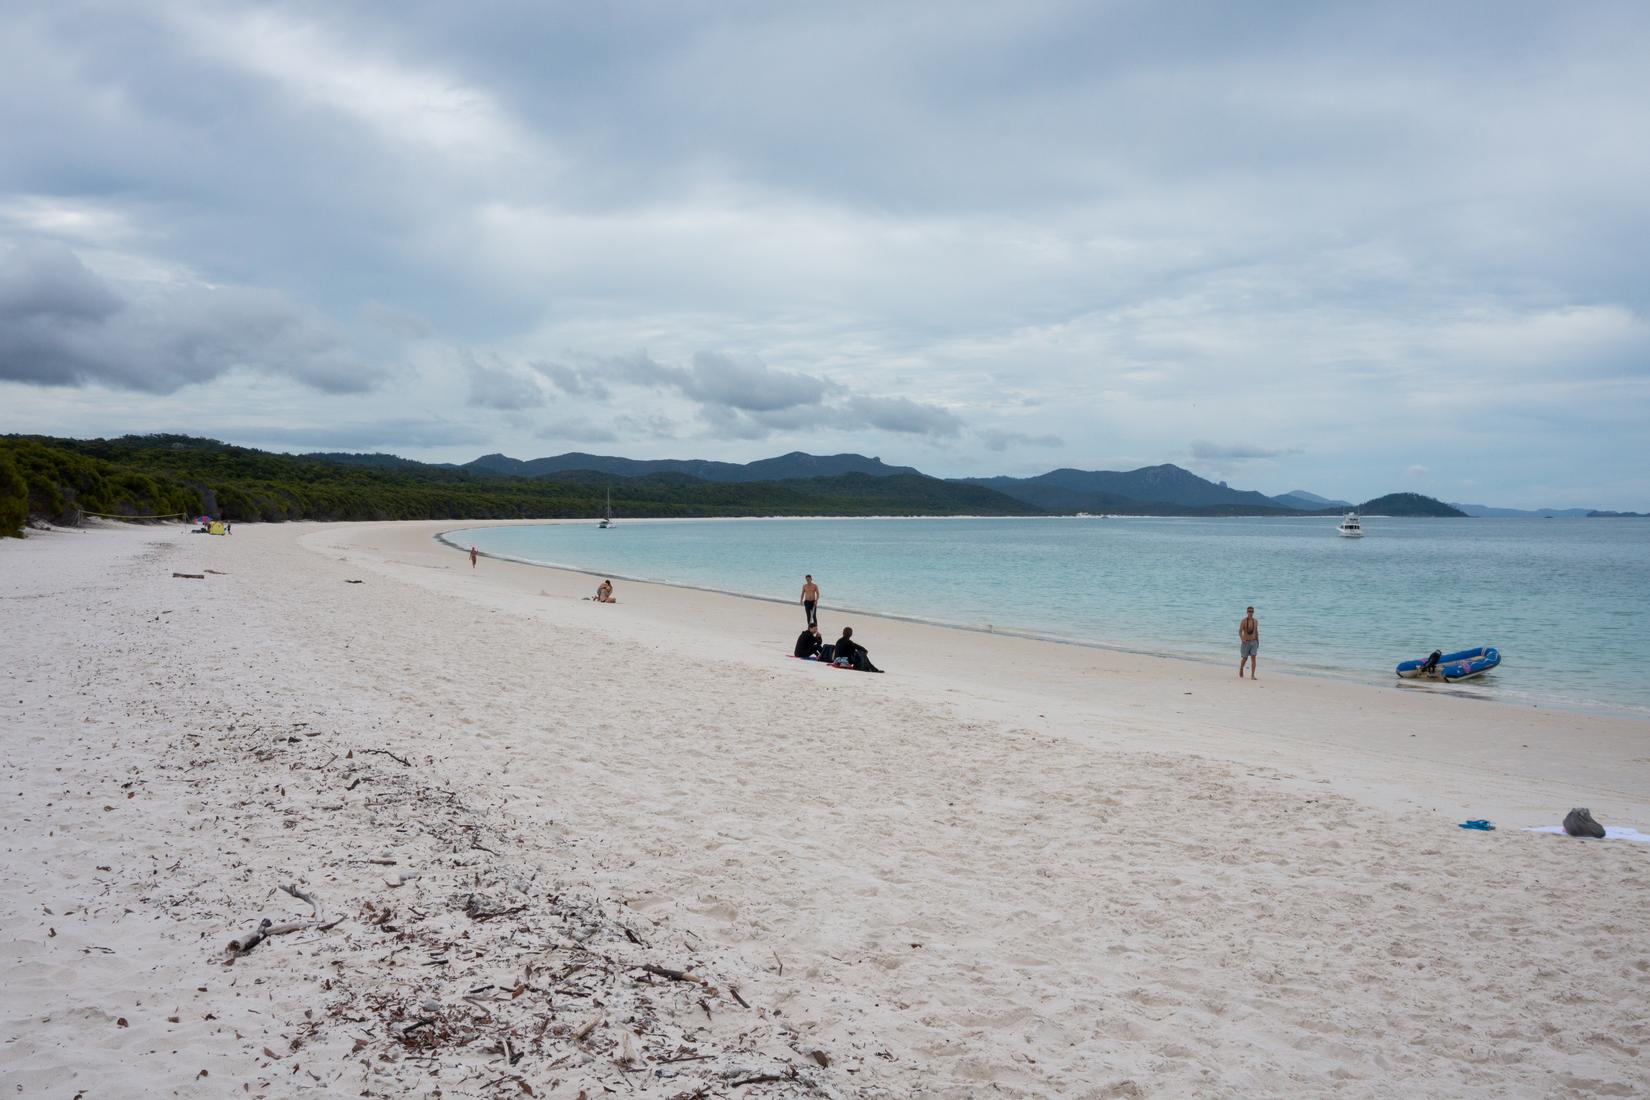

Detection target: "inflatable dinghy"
[1396, 646, 1500, 682]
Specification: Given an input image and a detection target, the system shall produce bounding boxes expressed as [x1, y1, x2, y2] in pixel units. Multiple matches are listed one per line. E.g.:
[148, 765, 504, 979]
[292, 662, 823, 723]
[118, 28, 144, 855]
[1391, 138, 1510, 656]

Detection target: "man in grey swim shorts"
[1238, 606, 1259, 679]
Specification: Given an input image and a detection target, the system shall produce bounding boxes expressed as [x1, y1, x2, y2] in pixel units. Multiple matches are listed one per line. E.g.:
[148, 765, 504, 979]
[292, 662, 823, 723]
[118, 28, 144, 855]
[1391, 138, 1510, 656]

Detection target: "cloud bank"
[0, 2, 1647, 506]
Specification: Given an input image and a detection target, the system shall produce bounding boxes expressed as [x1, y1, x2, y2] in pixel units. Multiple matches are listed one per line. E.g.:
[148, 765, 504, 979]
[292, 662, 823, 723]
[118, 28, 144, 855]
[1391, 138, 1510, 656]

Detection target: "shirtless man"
[800, 575, 820, 626]
[1238, 606, 1259, 679]
[469, 545, 478, 569]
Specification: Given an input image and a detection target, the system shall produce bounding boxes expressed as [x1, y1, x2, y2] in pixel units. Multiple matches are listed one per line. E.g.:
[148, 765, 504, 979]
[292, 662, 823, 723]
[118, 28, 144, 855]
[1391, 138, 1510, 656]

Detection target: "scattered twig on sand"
[728, 985, 750, 1009]
[571, 1013, 604, 1042]
[730, 1071, 791, 1087]
[464, 895, 526, 921]
[362, 748, 412, 767]
[172, 572, 205, 579]
[641, 964, 706, 985]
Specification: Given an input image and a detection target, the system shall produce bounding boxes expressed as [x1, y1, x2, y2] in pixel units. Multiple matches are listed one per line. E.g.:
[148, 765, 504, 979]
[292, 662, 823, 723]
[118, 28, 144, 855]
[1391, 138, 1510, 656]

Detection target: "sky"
[1, 1, 1647, 509]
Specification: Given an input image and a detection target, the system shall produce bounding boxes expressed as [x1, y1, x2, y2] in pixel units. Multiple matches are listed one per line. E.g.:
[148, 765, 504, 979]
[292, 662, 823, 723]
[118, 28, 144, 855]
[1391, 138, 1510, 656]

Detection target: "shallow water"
[453, 515, 1650, 718]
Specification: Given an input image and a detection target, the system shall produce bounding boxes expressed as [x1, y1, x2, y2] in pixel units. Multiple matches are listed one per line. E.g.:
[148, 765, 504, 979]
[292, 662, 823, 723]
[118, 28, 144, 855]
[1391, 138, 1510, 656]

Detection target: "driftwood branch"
[731, 1072, 791, 1087]
[226, 883, 342, 957]
[172, 572, 205, 580]
[641, 963, 705, 985]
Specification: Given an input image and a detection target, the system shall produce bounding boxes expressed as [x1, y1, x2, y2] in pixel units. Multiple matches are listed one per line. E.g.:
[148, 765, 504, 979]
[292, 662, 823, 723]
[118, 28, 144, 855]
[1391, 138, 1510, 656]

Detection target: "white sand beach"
[3, 520, 1648, 1099]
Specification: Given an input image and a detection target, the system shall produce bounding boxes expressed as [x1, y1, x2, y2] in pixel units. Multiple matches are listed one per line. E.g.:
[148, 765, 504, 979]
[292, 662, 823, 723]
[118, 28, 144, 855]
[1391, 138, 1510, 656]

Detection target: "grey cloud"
[361, 301, 432, 340]
[533, 418, 618, 444]
[226, 418, 488, 450]
[0, 238, 122, 323]
[837, 395, 963, 436]
[681, 351, 828, 413]
[1190, 441, 1298, 461]
[0, 240, 381, 394]
[980, 429, 1064, 451]
[571, 351, 830, 414]
[602, 351, 682, 388]
[531, 359, 610, 399]
[534, 349, 961, 440]
[465, 352, 545, 409]
[613, 413, 683, 440]
[697, 403, 776, 441]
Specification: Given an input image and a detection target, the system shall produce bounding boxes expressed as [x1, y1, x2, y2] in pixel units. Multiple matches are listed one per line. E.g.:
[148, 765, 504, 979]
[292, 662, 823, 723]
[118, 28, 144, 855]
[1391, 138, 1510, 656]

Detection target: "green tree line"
[0, 434, 1038, 538]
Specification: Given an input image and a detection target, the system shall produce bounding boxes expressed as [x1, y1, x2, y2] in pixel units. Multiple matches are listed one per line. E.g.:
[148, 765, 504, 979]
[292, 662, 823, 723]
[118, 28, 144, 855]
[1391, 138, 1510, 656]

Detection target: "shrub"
[0, 449, 26, 538]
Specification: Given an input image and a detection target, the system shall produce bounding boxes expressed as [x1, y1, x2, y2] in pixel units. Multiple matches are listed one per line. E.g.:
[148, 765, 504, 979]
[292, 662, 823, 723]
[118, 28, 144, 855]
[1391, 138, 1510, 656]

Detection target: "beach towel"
[1524, 825, 1650, 844]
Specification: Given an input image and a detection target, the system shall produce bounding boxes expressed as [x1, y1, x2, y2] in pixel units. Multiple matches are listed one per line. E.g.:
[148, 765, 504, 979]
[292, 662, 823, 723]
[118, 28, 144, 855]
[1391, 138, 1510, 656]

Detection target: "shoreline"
[437, 520, 1645, 722]
[345, 519, 1648, 826]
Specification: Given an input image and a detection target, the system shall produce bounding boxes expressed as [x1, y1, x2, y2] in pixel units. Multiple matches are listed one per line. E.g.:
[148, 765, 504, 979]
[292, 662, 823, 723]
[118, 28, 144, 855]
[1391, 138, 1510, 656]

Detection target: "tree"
[0, 448, 27, 538]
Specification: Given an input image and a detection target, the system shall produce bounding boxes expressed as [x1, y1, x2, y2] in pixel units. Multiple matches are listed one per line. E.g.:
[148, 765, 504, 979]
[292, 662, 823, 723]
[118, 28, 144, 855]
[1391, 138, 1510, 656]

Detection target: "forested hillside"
[0, 435, 1038, 535]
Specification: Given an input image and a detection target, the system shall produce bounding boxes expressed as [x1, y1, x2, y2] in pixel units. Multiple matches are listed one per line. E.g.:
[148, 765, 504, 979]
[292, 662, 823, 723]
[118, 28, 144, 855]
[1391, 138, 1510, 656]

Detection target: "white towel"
[1525, 825, 1650, 844]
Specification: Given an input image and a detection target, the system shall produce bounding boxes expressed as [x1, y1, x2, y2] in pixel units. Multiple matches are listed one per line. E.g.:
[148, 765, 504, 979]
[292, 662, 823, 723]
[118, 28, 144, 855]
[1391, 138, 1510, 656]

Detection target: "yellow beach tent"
[207, 521, 226, 535]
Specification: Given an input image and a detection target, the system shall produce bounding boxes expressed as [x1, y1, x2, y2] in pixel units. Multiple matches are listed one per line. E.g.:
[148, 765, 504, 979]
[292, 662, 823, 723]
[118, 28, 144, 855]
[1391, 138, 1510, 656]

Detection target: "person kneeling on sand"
[832, 626, 883, 673]
[593, 579, 617, 603]
[795, 622, 825, 660]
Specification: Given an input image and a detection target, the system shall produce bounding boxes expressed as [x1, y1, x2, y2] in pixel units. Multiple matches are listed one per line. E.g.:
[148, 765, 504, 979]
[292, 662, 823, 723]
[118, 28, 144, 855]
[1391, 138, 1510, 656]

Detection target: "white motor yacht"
[1337, 512, 1363, 538]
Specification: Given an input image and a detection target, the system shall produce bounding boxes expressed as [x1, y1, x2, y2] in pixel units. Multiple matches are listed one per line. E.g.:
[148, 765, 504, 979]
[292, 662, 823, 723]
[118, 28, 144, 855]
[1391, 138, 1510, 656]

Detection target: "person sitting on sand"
[832, 626, 883, 673]
[795, 622, 824, 660]
[595, 579, 616, 604]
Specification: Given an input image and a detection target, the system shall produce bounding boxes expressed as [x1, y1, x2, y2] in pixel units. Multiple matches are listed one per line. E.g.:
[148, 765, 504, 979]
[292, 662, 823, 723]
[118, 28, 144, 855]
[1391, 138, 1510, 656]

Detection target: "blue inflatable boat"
[1396, 646, 1501, 682]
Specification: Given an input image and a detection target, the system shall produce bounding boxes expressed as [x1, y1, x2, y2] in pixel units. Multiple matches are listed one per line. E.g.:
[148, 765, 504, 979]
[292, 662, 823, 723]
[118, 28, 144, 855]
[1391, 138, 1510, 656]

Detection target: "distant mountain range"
[462, 450, 924, 482]
[305, 448, 1474, 517]
[1446, 502, 1595, 518]
[1275, 489, 1354, 510]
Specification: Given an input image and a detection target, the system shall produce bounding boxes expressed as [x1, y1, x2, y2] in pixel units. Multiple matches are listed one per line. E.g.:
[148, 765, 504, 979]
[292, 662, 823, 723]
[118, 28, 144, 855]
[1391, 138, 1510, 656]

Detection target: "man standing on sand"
[801, 574, 819, 626]
[1239, 606, 1259, 679]
[470, 546, 478, 569]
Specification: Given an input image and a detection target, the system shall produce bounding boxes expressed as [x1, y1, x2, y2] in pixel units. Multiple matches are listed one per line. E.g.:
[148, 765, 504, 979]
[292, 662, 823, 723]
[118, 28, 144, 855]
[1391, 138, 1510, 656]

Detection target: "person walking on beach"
[801, 575, 820, 626]
[1238, 606, 1259, 679]
[469, 545, 478, 569]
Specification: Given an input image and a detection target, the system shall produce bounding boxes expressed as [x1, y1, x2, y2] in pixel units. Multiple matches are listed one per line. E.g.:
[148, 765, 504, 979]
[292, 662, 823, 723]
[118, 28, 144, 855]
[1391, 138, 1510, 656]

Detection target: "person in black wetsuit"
[794, 623, 824, 660]
[832, 626, 883, 673]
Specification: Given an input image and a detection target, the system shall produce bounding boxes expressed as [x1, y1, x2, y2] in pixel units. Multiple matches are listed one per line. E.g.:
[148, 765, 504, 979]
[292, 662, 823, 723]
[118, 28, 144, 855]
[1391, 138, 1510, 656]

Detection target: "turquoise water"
[452, 516, 1650, 717]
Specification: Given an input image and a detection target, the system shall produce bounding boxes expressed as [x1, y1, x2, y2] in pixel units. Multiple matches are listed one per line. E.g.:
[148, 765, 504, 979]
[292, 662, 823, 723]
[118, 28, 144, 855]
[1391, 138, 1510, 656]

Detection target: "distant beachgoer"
[833, 626, 883, 673]
[469, 545, 478, 569]
[794, 623, 824, 660]
[801, 575, 820, 626]
[595, 579, 616, 604]
[1239, 606, 1259, 679]
[225, 522, 232, 535]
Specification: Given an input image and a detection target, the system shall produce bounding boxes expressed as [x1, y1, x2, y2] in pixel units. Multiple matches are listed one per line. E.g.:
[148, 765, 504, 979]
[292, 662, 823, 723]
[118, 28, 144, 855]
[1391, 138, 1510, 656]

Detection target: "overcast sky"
[2, 1, 1647, 507]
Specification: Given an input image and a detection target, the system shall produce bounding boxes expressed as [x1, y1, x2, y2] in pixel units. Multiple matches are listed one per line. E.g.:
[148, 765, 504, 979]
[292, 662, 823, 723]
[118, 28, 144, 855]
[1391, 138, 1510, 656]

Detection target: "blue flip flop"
[1458, 819, 1495, 831]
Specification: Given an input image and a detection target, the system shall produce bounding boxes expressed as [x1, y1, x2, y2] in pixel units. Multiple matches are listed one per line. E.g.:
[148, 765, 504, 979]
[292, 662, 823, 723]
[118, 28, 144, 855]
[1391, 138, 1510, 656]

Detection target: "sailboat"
[598, 488, 612, 529]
